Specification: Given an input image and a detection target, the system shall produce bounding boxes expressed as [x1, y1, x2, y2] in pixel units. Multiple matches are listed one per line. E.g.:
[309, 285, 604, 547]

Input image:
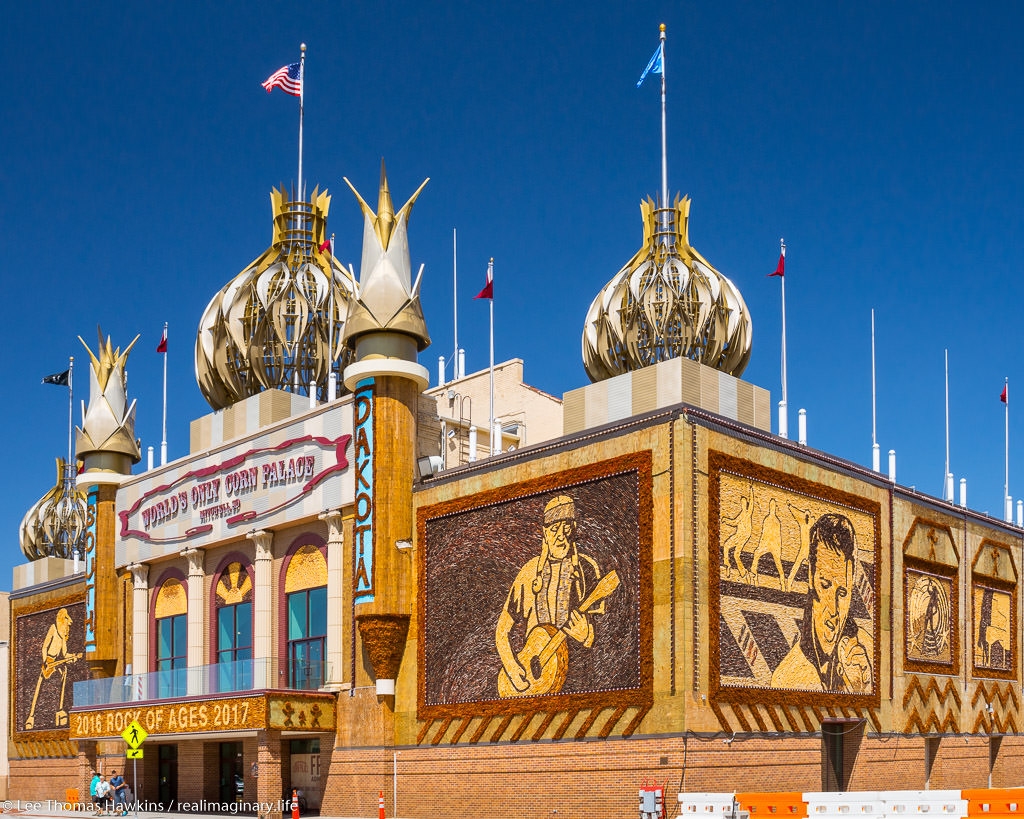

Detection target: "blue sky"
[4, 2, 1024, 588]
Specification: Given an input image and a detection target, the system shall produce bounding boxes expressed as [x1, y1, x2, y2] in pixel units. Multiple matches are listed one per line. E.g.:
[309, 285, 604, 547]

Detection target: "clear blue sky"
[4, 2, 1024, 589]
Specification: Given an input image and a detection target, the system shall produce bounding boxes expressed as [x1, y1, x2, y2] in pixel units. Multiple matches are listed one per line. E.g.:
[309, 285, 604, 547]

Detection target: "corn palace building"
[9, 171, 1024, 819]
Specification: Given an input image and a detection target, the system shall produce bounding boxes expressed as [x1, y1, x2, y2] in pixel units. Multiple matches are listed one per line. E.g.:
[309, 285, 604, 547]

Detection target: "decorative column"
[127, 563, 149, 689]
[342, 165, 430, 704]
[248, 530, 274, 687]
[319, 509, 345, 688]
[181, 547, 205, 694]
[75, 332, 142, 681]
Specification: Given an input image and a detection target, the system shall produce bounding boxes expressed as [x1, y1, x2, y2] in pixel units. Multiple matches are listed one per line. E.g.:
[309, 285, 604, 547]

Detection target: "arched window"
[283, 543, 327, 689]
[153, 576, 187, 698]
[213, 560, 254, 692]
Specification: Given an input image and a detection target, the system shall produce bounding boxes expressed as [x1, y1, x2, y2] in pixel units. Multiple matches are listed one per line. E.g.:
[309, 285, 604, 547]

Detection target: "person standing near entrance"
[110, 770, 128, 816]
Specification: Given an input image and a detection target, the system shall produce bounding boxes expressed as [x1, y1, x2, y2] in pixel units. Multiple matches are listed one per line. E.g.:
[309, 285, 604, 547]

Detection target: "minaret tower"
[342, 162, 430, 704]
[75, 330, 142, 678]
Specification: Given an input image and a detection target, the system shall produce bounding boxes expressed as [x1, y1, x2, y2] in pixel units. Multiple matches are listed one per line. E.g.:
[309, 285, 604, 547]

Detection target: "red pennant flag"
[319, 237, 331, 254]
[768, 251, 785, 278]
[475, 260, 494, 300]
[1001, 384, 1007, 404]
[156, 325, 168, 354]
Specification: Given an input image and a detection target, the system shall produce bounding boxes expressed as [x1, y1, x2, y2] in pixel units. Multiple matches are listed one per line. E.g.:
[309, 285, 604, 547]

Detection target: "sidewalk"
[0, 803, 387, 819]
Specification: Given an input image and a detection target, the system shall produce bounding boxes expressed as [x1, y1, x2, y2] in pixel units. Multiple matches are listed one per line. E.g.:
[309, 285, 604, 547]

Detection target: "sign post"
[121, 720, 148, 816]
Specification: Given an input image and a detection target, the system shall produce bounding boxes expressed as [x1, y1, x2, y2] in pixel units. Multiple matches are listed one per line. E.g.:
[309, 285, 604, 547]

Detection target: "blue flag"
[637, 43, 663, 88]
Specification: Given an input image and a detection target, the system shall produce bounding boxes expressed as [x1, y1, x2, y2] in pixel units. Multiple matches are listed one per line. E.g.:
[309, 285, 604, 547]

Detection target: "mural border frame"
[902, 555, 960, 677]
[10, 591, 86, 743]
[415, 450, 654, 722]
[707, 450, 882, 709]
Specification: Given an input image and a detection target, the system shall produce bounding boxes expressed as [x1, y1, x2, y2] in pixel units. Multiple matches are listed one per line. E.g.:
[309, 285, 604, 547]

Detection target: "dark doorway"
[219, 742, 244, 803]
[157, 745, 178, 809]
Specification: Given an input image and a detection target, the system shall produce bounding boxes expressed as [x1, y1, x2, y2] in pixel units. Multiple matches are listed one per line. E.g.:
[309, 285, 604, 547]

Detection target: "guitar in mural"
[497, 570, 620, 697]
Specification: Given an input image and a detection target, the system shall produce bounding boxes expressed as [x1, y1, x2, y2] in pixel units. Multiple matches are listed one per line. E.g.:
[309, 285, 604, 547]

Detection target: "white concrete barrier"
[678, 793, 740, 818]
[804, 791, 885, 819]
[883, 791, 967, 819]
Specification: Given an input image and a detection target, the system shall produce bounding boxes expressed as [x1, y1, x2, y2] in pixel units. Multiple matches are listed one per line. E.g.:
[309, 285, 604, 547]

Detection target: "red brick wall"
[316, 733, 1022, 819]
[9, 756, 79, 802]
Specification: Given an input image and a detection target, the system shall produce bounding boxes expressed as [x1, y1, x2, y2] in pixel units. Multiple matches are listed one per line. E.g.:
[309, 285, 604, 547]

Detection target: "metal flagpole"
[944, 349, 950, 497]
[1006, 377, 1010, 517]
[780, 238, 788, 438]
[67, 356, 74, 468]
[659, 23, 668, 217]
[161, 322, 168, 466]
[871, 309, 879, 471]
[488, 258, 495, 453]
[453, 228, 458, 378]
[328, 234, 336, 400]
[298, 44, 306, 209]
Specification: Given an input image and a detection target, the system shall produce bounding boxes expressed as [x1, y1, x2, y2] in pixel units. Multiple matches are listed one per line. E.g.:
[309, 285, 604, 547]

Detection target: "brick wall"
[9, 757, 78, 802]
[317, 732, 1024, 819]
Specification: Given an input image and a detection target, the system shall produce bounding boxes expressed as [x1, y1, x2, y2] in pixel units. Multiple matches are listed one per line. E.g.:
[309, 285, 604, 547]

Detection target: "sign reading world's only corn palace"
[116, 402, 354, 564]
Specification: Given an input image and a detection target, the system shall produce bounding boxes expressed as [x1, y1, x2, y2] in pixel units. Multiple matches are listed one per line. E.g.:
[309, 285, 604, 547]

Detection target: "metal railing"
[73, 657, 330, 707]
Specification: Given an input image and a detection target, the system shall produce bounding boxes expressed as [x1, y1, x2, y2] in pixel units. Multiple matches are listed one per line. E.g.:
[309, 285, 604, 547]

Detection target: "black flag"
[42, 369, 70, 386]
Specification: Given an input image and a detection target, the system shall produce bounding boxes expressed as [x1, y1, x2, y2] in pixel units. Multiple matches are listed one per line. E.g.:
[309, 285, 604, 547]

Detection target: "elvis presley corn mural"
[714, 458, 879, 700]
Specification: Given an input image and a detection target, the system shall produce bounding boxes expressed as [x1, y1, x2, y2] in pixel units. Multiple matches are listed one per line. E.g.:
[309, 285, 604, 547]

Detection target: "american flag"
[262, 63, 301, 96]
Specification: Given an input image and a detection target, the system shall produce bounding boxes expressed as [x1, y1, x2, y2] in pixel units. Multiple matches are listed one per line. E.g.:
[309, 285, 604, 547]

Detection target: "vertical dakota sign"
[354, 378, 375, 604]
[84, 486, 99, 651]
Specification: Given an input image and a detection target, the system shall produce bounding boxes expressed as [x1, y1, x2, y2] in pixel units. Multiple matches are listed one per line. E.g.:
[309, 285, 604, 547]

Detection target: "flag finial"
[301, 43, 306, 52]
[660, 23, 666, 32]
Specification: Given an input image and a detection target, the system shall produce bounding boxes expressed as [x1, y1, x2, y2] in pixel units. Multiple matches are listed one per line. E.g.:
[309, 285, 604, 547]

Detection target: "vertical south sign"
[354, 379, 375, 603]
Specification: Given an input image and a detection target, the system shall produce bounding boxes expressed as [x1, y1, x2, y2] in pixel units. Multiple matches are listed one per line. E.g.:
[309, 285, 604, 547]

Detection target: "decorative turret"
[341, 162, 430, 373]
[19, 458, 87, 560]
[342, 162, 430, 704]
[582, 195, 752, 382]
[76, 330, 142, 474]
[195, 186, 357, 410]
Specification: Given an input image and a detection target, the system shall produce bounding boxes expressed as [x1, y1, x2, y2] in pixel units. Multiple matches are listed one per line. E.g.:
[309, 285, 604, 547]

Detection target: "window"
[156, 613, 187, 698]
[216, 601, 253, 691]
[287, 586, 327, 689]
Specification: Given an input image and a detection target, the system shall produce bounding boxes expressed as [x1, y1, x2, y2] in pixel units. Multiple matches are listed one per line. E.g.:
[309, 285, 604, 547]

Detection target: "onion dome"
[582, 195, 752, 382]
[20, 458, 88, 560]
[196, 186, 357, 411]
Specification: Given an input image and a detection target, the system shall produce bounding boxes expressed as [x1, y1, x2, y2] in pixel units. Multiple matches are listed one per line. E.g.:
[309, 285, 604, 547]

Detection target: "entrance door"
[157, 745, 178, 809]
[219, 742, 244, 803]
[288, 739, 321, 810]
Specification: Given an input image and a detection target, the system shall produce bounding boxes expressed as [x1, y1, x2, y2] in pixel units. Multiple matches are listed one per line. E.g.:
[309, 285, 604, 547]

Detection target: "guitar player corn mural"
[495, 495, 619, 697]
[419, 455, 650, 717]
[15, 601, 86, 732]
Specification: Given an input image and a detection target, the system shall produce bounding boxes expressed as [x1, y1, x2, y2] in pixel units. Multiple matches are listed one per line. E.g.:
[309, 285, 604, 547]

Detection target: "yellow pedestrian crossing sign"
[122, 720, 147, 749]
[127, 748, 143, 759]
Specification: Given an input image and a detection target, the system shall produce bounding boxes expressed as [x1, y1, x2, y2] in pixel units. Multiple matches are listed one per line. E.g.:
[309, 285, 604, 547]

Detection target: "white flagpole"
[659, 23, 668, 216]
[453, 228, 458, 378]
[1005, 377, 1009, 515]
[297, 44, 306, 209]
[488, 258, 495, 451]
[161, 322, 168, 466]
[67, 356, 74, 468]
[944, 349, 950, 496]
[871, 309, 879, 471]
[779, 238, 788, 438]
[328, 234, 336, 400]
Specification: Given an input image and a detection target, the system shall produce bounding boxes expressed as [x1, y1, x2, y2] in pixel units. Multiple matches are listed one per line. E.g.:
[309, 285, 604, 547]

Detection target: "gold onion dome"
[582, 195, 752, 382]
[19, 458, 88, 560]
[196, 186, 357, 411]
